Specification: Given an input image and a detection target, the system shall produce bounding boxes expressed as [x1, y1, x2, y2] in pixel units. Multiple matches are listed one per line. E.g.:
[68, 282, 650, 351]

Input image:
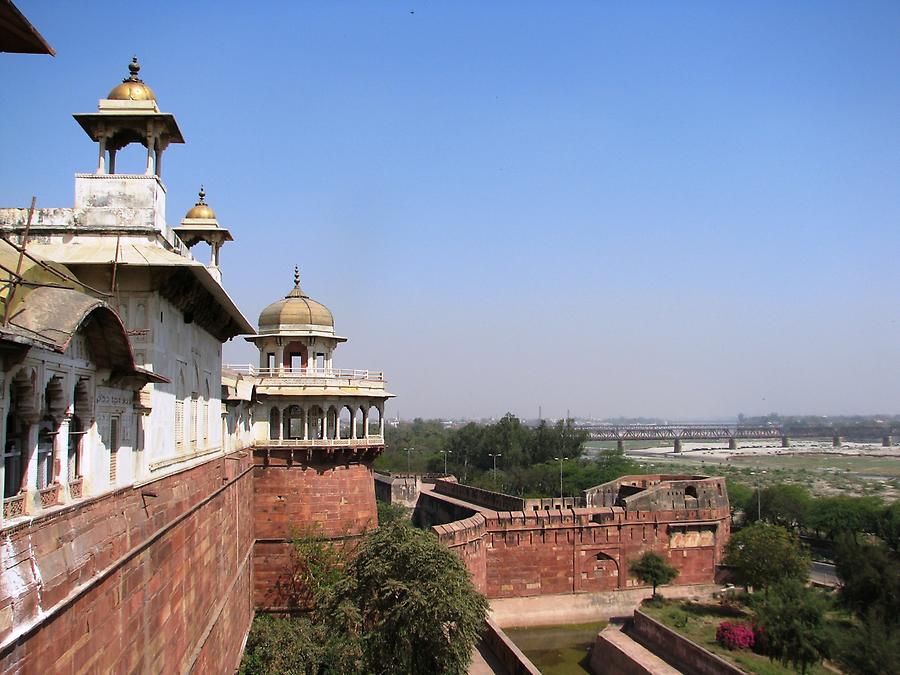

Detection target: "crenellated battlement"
[411, 474, 731, 599]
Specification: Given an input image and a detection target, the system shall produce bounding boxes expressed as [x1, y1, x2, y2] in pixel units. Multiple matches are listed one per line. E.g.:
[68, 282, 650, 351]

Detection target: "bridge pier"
[616, 439, 624, 453]
[832, 435, 843, 448]
[781, 436, 790, 448]
[883, 435, 893, 448]
[728, 438, 737, 451]
[673, 438, 682, 453]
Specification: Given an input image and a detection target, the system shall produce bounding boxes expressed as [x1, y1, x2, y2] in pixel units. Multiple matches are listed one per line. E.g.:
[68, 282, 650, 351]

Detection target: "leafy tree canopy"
[748, 483, 812, 529]
[724, 523, 809, 592]
[834, 537, 900, 622]
[241, 522, 488, 675]
[752, 580, 830, 675]
[808, 495, 883, 540]
[333, 522, 489, 675]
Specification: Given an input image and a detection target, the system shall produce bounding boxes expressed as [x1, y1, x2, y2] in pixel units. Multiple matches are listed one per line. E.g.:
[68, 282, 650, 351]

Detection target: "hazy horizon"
[2, 1, 899, 420]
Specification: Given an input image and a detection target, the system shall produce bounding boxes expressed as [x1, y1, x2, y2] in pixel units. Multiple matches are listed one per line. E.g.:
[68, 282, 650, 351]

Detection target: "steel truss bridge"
[579, 424, 899, 447]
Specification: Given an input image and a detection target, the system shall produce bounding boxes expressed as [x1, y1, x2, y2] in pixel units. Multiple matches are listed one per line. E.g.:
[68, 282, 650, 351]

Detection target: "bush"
[715, 621, 756, 650]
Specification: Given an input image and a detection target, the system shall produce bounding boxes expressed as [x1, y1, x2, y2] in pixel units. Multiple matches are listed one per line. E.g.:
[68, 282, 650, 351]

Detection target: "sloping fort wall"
[252, 448, 379, 610]
[0, 452, 255, 674]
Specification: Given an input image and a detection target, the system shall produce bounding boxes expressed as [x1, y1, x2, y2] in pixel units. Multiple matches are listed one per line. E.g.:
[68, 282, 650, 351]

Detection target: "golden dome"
[184, 186, 216, 219]
[258, 268, 334, 334]
[107, 57, 157, 101]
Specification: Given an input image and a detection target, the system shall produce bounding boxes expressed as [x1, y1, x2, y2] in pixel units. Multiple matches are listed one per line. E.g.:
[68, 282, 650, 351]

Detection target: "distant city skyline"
[2, 1, 899, 420]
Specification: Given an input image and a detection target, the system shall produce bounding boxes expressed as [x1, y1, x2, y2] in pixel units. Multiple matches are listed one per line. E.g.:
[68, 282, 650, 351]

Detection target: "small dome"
[107, 57, 157, 101]
[258, 268, 334, 334]
[184, 186, 216, 219]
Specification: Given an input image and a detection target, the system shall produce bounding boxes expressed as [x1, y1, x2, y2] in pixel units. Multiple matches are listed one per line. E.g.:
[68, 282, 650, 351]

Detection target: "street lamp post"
[440, 449, 453, 475]
[405, 446, 415, 475]
[554, 456, 568, 501]
[488, 453, 502, 485]
[750, 470, 767, 521]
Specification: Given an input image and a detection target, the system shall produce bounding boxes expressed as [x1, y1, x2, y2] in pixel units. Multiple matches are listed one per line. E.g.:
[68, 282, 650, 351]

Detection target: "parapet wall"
[0, 452, 255, 674]
[629, 609, 743, 675]
[420, 476, 731, 600]
[583, 474, 728, 512]
[432, 479, 526, 511]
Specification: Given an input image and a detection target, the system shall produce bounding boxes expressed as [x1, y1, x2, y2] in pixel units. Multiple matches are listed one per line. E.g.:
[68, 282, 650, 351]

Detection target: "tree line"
[727, 481, 899, 551]
[377, 414, 644, 496]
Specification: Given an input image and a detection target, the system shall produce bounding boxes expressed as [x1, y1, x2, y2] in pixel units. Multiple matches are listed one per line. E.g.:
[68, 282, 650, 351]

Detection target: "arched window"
[328, 406, 339, 440]
[269, 407, 281, 440]
[308, 406, 324, 440]
[339, 406, 353, 439]
[69, 415, 83, 481]
[285, 406, 303, 439]
[355, 407, 365, 439]
[37, 418, 55, 489]
[367, 405, 382, 437]
[3, 374, 30, 499]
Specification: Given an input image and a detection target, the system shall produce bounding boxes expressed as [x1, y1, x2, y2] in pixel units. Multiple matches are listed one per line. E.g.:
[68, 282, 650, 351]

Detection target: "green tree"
[834, 537, 900, 622]
[725, 479, 752, 520]
[751, 483, 811, 529]
[629, 551, 678, 598]
[808, 495, 882, 541]
[240, 614, 321, 675]
[833, 613, 900, 675]
[241, 522, 487, 675]
[332, 521, 489, 675]
[830, 535, 900, 674]
[753, 580, 830, 675]
[376, 500, 409, 526]
[723, 523, 809, 593]
[878, 500, 900, 552]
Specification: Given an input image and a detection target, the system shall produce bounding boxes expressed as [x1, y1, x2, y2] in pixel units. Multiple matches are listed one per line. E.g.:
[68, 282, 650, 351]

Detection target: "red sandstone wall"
[0, 453, 255, 673]
[432, 513, 487, 593]
[421, 490, 730, 601]
[253, 457, 378, 610]
[484, 507, 728, 598]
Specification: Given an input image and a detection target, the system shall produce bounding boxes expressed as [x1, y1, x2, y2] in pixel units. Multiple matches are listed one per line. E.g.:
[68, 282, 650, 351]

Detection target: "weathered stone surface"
[0, 452, 254, 674]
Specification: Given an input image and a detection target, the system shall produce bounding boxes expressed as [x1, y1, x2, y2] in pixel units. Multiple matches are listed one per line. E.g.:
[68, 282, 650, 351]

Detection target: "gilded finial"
[125, 56, 142, 83]
[293, 266, 300, 287]
[197, 185, 206, 205]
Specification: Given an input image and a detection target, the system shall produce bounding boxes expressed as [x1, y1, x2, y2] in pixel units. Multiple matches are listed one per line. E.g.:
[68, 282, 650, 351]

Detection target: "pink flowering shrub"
[715, 621, 756, 650]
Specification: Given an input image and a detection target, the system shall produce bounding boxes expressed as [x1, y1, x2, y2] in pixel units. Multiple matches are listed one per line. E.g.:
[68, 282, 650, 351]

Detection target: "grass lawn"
[640, 600, 832, 675]
[504, 621, 607, 675]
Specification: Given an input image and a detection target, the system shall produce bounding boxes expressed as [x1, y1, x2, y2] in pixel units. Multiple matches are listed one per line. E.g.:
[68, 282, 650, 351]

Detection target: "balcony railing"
[225, 364, 384, 382]
[256, 435, 385, 447]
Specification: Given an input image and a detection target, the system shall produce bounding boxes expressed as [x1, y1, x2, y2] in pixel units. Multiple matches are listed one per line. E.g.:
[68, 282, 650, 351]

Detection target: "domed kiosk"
[231, 268, 393, 595]
[239, 267, 392, 452]
[173, 187, 233, 282]
[73, 57, 184, 178]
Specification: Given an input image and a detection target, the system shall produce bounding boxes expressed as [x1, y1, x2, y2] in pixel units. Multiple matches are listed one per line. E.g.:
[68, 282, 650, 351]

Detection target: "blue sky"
[2, 1, 900, 420]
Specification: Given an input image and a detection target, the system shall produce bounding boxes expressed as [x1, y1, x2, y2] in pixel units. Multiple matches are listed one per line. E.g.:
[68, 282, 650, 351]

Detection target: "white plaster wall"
[144, 294, 223, 468]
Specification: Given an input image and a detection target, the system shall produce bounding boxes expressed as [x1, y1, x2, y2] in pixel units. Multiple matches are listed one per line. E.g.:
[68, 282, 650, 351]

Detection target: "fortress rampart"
[423, 476, 730, 599]
[0, 451, 255, 673]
